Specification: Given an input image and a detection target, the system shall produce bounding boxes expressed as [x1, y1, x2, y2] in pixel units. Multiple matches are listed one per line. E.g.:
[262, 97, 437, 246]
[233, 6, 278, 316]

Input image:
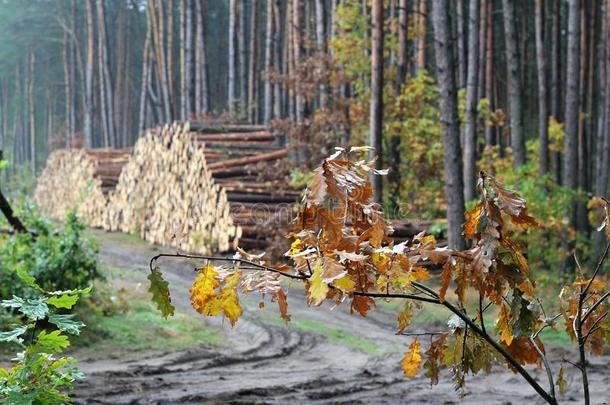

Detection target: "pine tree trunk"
[457, 0, 466, 89]
[248, 0, 259, 123]
[484, 2, 495, 146]
[397, 0, 408, 90]
[138, 22, 152, 134]
[564, 0, 580, 191]
[478, 0, 488, 108]
[195, 0, 209, 115]
[264, 0, 274, 123]
[550, 0, 561, 120]
[535, 0, 549, 174]
[316, 0, 327, 108]
[273, 0, 283, 119]
[84, 0, 95, 148]
[228, 0, 237, 116]
[464, 0, 480, 202]
[416, 0, 427, 72]
[576, 0, 590, 232]
[239, 0, 248, 115]
[501, 0, 526, 167]
[432, 0, 466, 250]
[370, 0, 384, 204]
[62, 19, 73, 147]
[293, 0, 305, 122]
[597, 0, 610, 198]
[96, 0, 116, 147]
[180, 0, 187, 120]
[28, 52, 36, 175]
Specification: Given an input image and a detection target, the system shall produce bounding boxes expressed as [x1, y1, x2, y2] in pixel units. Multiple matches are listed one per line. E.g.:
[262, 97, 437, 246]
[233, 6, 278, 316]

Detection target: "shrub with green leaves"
[0, 208, 100, 299]
[0, 274, 90, 404]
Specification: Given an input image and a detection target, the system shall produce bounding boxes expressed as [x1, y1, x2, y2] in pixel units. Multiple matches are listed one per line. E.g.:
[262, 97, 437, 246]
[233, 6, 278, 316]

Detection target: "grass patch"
[74, 299, 220, 353]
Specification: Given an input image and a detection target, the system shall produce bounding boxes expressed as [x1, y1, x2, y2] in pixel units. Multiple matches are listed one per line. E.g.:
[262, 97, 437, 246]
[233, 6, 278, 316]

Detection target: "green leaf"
[0, 326, 28, 343]
[15, 267, 42, 291]
[0, 160, 8, 170]
[47, 294, 79, 309]
[148, 267, 175, 318]
[30, 330, 70, 354]
[48, 314, 85, 335]
[1, 296, 48, 320]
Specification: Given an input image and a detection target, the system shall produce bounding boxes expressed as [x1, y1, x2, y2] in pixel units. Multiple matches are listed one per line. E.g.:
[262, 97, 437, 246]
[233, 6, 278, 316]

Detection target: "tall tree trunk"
[457, 0, 466, 89]
[316, 0, 327, 108]
[416, 0, 427, 72]
[273, 0, 283, 119]
[550, 0, 561, 120]
[464, 0, 480, 202]
[432, 0, 466, 250]
[248, 0, 259, 123]
[228, 0, 237, 115]
[195, 0, 209, 115]
[96, 0, 116, 147]
[370, 0, 384, 204]
[293, 0, 305, 122]
[139, 21, 152, 134]
[180, 0, 187, 120]
[264, 0, 274, 123]
[478, 0, 488, 107]
[484, 1, 495, 146]
[238, 0, 248, 115]
[148, 0, 172, 122]
[501, 0, 526, 167]
[28, 52, 35, 176]
[598, 0, 610, 199]
[564, 0, 580, 192]
[576, 0, 590, 232]
[84, 0, 95, 148]
[397, 0, 408, 91]
[535, 0, 549, 174]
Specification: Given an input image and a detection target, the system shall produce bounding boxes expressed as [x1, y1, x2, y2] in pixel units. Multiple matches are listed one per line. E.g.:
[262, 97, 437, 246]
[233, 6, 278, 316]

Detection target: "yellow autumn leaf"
[497, 303, 514, 345]
[308, 259, 329, 305]
[334, 275, 356, 292]
[216, 270, 243, 327]
[401, 339, 422, 378]
[190, 264, 220, 316]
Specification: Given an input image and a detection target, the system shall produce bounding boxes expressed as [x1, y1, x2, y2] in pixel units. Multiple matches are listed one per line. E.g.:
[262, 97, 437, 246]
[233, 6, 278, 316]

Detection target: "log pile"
[33, 148, 130, 227]
[105, 122, 240, 254]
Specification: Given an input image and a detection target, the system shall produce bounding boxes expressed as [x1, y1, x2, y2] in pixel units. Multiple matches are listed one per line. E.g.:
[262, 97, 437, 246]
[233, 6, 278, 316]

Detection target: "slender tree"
[464, 0, 480, 202]
[248, 0, 259, 123]
[564, 0, 581, 192]
[84, 0, 95, 148]
[195, 0, 209, 115]
[264, 0, 274, 123]
[432, 0, 466, 250]
[370, 0, 384, 204]
[535, 0, 549, 174]
[96, 0, 116, 147]
[397, 0, 408, 90]
[502, 0, 526, 167]
[228, 0, 237, 116]
[456, 0, 466, 89]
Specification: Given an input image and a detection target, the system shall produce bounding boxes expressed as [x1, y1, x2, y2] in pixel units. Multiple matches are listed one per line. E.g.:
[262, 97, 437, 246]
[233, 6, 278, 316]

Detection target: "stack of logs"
[33, 148, 131, 228]
[34, 121, 297, 254]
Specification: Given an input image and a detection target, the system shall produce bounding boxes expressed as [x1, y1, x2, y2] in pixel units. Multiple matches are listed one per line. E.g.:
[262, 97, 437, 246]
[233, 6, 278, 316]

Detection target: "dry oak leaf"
[401, 338, 423, 378]
[497, 303, 514, 345]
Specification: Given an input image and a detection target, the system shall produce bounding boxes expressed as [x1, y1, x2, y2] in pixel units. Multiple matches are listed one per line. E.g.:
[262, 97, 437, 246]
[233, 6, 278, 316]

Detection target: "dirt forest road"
[73, 231, 609, 405]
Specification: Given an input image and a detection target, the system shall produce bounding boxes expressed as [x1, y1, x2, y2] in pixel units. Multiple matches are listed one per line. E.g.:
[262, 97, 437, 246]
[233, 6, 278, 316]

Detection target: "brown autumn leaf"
[438, 262, 453, 302]
[351, 295, 375, 316]
[305, 166, 327, 206]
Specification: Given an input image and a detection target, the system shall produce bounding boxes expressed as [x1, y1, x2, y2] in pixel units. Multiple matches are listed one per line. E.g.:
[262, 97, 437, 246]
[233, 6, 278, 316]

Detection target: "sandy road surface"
[73, 230, 609, 404]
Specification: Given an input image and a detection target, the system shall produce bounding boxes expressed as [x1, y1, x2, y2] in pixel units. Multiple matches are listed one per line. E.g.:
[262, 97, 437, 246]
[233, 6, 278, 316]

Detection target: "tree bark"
[84, 0, 95, 148]
[293, 0, 305, 122]
[502, 0, 526, 167]
[28, 52, 35, 175]
[239, 0, 248, 115]
[416, 0, 427, 72]
[370, 0, 384, 204]
[195, 0, 209, 115]
[432, 0, 466, 250]
[598, 0, 610, 199]
[535, 0, 549, 174]
[564, 0, 580, 192]
[484, 1, 495, 146]
[228, 0, 237, 115]
[464, 0, 480, 202]
[139, 21, 152, 134]
[316, 0, 327, 108]
[397, 0, 408, 91]
[457, 0, 466, 89]
[273, 0, 283, 119]
[248, 0, 259, 123]
[264, 0, 274, 123]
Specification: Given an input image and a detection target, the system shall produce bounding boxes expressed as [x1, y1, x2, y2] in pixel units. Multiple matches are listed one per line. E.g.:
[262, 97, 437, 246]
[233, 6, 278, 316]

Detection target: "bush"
[0, 207, 101, 299]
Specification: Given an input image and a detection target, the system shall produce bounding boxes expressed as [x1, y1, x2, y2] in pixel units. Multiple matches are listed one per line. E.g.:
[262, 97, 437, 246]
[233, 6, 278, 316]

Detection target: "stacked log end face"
[105, 121, 241, 255]
[189, 121, 298, 253]
[33, 148, 130, 227]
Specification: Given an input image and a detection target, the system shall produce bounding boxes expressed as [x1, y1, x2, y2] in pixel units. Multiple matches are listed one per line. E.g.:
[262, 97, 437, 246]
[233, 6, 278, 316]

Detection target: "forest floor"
[71, 230, 610, 405]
